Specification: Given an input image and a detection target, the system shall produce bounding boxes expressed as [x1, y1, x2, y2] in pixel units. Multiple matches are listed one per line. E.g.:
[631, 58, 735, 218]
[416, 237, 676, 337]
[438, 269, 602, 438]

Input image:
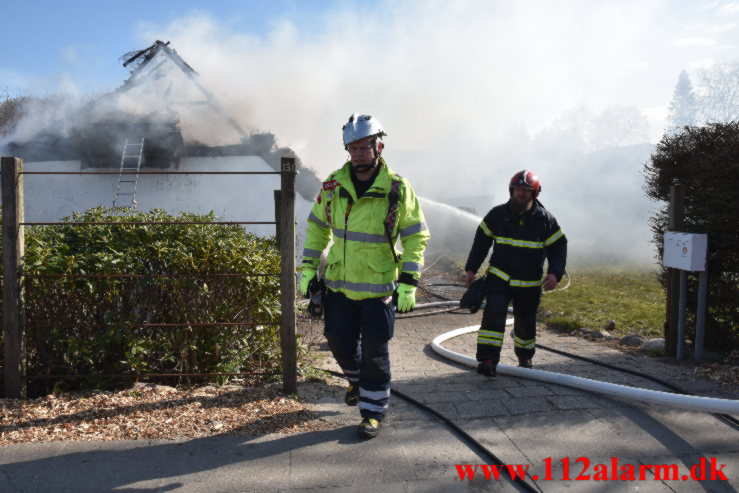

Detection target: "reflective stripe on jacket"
[301, 159, 429, 300]
[465, 201, 567, 287]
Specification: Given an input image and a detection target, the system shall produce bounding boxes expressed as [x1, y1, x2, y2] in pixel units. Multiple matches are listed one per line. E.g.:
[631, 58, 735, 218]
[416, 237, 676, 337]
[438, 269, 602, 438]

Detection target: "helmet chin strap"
[353, 156, 379, 173]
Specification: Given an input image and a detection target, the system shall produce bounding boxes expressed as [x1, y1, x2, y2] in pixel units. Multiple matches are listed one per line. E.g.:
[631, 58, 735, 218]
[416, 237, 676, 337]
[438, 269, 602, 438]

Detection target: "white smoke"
[4, 0, 738, 267]
[132, 2, 727, 168]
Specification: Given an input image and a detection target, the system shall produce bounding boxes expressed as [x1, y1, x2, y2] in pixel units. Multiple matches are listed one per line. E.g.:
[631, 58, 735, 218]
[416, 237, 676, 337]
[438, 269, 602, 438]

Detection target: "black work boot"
[518, 358, 533, 368]
[477, 360, 496, 377]
[344, 384, 359, 406]
[357, 418, 382, 439]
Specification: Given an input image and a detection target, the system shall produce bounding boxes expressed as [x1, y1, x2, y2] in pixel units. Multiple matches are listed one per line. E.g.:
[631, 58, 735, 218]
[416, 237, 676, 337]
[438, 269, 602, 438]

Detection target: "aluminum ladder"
[113, 138, 144, 209]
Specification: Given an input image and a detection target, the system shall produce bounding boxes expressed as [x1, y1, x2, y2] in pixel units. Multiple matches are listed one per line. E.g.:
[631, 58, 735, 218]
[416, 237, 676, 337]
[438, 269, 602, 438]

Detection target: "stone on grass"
[605, 320, 617, 330]
[620, 334, 645, 347]
[639, 338, 665, 353]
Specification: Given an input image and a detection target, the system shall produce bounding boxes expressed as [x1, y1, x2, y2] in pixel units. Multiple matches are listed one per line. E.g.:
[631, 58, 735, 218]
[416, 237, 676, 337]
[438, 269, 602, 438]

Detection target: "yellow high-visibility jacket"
[301, 159, 430, 300]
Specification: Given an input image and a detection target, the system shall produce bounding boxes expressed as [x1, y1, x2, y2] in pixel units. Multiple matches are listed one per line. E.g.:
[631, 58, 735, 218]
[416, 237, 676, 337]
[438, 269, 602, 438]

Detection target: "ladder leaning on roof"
[113, 138, 145, 210]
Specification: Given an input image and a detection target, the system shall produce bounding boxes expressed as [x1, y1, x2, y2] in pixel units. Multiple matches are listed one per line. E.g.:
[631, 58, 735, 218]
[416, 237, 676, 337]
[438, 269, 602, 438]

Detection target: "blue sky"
[0, 0, 336, 94]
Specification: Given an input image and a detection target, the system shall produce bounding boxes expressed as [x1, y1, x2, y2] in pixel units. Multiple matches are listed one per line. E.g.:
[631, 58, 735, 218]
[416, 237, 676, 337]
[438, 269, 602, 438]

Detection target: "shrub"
[1, 207, 282, 394]
[643, 122, 739, 352]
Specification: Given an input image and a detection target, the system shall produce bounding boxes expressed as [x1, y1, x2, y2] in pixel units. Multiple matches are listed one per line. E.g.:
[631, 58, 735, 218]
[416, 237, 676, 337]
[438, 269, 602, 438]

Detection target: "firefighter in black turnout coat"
[463, 170, 567, 376]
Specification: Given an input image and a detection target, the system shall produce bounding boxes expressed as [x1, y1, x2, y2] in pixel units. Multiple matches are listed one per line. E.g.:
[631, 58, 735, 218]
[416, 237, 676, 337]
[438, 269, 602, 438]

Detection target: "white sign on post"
[663, 231, 709, 362]
[663, 232, 708, 272]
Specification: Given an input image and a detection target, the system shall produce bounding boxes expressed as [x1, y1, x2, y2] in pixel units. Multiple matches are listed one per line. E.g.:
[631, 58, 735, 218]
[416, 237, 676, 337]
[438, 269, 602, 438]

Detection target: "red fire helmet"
[509, 170, 541, 197]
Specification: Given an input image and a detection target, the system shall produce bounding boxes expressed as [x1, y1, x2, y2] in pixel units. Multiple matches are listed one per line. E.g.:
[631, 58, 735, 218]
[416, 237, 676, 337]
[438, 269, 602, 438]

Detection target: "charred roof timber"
[3, 40, 324, 196]
[73, 40, 249, 169]
[116, 40, 248, 142]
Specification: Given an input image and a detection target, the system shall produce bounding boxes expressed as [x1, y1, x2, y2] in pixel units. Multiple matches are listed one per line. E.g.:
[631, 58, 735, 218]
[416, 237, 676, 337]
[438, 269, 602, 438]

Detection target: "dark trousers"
[476, 275, 541, 364]
[323, 289, 395, 420]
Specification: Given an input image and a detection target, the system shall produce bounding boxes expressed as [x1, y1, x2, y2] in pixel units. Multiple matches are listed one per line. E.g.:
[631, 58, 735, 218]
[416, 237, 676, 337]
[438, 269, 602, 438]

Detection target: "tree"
[667, 70, 697, 130]
[697, 60, 739, 124]
[589, 106, 649, 149]
[534, 105, 649, 154]
[0, 92, 29, 138]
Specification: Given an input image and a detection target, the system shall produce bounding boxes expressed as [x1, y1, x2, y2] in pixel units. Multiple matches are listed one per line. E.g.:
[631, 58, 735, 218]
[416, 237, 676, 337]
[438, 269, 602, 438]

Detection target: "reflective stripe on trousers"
[477, 275, 541, 364]
[477, 329, 503, 347]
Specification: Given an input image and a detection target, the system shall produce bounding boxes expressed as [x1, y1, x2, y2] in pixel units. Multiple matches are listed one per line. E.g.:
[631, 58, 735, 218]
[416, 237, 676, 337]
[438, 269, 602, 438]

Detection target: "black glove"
[460, 276, 487, 314]
[308, 278, 326, 318]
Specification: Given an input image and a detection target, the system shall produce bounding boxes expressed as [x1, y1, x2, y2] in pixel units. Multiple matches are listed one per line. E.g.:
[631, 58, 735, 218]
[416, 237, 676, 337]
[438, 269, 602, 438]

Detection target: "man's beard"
[510, 197, 532, 214]
[352, 160, 376, 174]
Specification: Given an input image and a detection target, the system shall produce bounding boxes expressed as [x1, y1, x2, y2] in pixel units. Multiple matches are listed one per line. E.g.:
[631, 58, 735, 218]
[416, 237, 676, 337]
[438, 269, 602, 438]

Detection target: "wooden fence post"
[273, 190, 281, 247]
[2, 157, 26, 398]
[664, 184, 684, 358]
[279, 157, 297, 394]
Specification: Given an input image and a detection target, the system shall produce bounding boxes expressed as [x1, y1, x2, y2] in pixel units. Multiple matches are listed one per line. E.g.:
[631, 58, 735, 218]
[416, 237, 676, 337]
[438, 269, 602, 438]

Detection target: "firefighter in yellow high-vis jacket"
[300, 114, 429, 439]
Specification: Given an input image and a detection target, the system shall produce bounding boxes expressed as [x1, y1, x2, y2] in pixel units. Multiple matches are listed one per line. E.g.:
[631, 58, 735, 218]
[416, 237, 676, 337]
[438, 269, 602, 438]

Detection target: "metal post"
[676, 270, 687, 360]
[278, 157, 297, 394]
[665, 184, 684, 357]
[694, 271, 708, 363]
[2, 157, 26, 398]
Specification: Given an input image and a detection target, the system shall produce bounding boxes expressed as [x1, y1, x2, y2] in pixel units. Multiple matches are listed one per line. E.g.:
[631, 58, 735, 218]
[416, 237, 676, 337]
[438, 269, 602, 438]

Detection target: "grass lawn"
[539, 266, 665, 338]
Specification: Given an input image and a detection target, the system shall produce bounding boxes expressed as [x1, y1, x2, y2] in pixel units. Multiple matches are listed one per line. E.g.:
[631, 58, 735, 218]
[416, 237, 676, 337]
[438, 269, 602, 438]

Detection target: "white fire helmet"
[342, 113, 386, 147]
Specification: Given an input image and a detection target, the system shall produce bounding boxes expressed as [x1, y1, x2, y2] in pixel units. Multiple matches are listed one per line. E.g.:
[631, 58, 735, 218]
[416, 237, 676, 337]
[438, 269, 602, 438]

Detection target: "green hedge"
[1, 207, 282, 394]
[644, 122, 739, 352]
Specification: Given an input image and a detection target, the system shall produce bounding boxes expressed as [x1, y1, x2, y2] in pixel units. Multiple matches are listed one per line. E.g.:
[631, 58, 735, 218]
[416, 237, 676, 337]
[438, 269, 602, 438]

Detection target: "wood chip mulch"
[690, 352, 739, 387]
[0, 382, 335, 445]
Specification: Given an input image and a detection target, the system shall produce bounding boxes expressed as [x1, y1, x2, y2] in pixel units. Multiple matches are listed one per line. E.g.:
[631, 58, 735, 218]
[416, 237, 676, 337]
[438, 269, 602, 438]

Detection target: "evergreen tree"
[667, 70, 697, 130]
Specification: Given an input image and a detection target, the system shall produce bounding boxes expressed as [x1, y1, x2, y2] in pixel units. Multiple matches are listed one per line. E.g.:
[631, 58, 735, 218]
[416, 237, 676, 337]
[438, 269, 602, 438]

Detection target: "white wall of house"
[22, 156, 313, 250]
[20, 156, 481, 267]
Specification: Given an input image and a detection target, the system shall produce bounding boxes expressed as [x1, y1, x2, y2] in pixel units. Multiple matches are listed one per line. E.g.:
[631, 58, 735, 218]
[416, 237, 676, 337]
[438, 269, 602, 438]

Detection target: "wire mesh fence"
[1, 156, 297, 398]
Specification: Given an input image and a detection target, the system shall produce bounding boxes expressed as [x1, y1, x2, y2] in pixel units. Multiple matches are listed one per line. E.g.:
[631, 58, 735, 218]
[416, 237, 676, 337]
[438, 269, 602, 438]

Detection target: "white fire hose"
[414, 302, 739, 415]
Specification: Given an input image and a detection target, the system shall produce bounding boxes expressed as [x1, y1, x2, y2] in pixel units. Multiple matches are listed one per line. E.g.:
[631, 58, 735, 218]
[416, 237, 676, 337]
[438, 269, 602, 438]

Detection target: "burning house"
[2, 40, 319, 226]
[9, 41, 255, 171]
[1, 41, 480, 257]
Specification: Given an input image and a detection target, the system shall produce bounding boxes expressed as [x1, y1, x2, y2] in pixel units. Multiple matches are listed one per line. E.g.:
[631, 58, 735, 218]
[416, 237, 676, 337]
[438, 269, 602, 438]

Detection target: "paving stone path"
[311, 309, 739, 492]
